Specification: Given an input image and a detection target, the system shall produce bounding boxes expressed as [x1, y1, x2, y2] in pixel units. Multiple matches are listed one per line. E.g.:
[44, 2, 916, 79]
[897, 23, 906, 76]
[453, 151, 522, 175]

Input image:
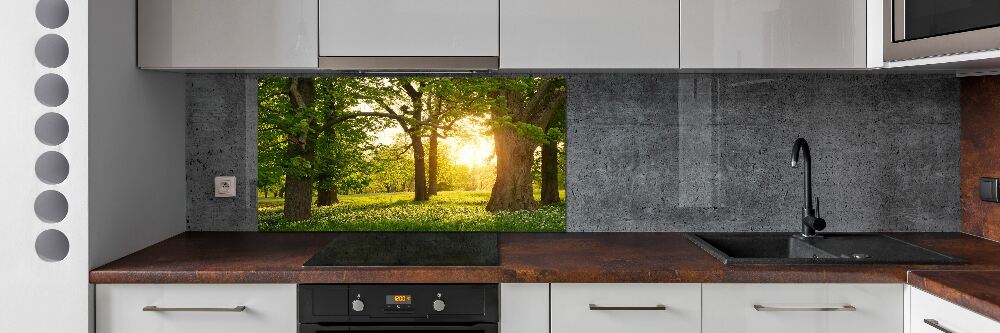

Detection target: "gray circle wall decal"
[34, 190, 68, 223]
[35, 34, 69, 68]
[36, 0, 69, 29]
[34, 73, 69, 107]
[35, 112, 69, 146]
[35, 151, 70, 185]
[35, 229, 70, 262]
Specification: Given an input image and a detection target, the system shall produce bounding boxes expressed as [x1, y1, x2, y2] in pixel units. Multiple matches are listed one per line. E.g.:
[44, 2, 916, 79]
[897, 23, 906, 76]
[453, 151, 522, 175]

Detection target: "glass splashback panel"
[257, 77, 567, 232]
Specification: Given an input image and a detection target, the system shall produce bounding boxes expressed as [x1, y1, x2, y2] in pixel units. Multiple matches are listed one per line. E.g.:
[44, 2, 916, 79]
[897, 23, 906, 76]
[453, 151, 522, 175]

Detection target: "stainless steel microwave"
[884, 0, 1000, 62]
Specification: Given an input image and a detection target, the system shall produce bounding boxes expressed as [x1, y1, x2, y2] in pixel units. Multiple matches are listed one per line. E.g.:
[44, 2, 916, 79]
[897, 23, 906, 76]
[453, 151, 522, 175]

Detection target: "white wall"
[88, 0, 187, 270]
[0, 0, 90, 331]
[0, 0, 185, 331]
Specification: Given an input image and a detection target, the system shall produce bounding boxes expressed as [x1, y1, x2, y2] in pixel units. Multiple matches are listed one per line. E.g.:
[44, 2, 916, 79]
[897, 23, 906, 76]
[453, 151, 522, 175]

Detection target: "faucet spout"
[791, 138, 825, 237]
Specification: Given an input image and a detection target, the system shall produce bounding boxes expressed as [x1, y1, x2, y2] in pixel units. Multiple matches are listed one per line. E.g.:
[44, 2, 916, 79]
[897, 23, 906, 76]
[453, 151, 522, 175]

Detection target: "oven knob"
[351, 299, 365, 312]
[432, 299, 446, 312]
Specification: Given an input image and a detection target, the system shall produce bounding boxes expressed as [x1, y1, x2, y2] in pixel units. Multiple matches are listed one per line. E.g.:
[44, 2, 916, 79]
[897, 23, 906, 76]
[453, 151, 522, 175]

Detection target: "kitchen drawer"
[96, 284, 296, 333]
[550, 283, 700, 333]
[910, 287, 1000, 333]
[703, 283, 903, 333]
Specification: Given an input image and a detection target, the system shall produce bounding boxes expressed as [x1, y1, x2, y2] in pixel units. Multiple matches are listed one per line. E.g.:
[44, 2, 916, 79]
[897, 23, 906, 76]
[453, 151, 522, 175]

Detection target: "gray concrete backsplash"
[186, 73, 960, 232]
[186, 74, 259, 231]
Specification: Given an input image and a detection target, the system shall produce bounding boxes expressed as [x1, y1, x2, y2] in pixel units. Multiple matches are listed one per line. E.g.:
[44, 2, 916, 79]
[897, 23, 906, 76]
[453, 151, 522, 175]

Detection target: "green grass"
[258, 190, 566, 232]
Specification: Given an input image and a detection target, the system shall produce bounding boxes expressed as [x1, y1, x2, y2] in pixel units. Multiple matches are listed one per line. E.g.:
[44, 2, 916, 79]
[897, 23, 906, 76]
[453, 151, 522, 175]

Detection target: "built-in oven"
[299, 284, 499, 333]
[884, 0, 1000, 61]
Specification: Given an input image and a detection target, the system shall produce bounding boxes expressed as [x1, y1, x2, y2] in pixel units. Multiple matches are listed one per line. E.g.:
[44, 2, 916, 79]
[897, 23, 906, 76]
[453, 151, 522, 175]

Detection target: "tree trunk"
[283, 174, 313, 220]
[281, 77, 317, 221]
[316, 184, 339, 206]
[486, 128, 539, 212]
[486, 78, 565, 212]
[540, 140, 560, 204]
[428, 130, 439, 195]
[411, 134, 429, 201]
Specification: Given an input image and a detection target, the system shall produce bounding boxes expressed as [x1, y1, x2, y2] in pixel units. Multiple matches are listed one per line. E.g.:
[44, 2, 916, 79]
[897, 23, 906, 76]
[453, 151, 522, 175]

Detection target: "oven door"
[300, 323, 498, 333]
[885, 0, 1000, 61]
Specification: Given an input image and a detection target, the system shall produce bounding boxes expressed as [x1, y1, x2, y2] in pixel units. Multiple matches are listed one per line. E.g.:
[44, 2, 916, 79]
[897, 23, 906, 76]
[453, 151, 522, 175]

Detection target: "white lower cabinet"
[551, 283, 701, 333]
[96, 284, 297, 333]
[702, 284, 903, 333]
[910, 287, 1000, 333]
[500, 283, 549, 333]
[94, 282, 1000, 333]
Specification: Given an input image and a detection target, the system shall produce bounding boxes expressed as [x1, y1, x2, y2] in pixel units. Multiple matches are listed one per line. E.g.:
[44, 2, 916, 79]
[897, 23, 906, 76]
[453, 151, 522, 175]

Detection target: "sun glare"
[449, 135, 494, 168]
[446, 117, 494, 168]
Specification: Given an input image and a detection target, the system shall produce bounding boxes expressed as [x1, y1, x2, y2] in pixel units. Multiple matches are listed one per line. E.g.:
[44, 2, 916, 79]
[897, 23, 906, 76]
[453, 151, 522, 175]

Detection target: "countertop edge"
[907, 270, 1000, 323]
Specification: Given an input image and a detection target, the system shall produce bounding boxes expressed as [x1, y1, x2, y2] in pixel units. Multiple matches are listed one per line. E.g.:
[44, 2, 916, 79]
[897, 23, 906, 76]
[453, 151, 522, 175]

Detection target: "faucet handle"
[815, 196, 820, 218]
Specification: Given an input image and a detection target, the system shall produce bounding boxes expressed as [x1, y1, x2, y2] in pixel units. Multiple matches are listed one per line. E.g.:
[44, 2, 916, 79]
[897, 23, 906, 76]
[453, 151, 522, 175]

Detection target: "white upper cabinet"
[681, 0, 879, 69]
[138, 0, 318, 69]
[319, 0, 499, 57]
[500, 0, 681, 69]
[134, 0, 891, 70]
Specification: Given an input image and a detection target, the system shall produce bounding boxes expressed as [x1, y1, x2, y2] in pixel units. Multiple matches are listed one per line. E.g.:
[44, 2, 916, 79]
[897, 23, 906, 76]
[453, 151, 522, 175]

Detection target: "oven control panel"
[299, 284, 498, 324]
[384, 294, 414, 311]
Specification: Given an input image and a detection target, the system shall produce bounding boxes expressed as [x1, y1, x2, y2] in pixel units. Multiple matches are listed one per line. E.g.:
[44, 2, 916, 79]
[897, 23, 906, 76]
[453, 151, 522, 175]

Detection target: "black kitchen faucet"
[791, 138, 826, 237]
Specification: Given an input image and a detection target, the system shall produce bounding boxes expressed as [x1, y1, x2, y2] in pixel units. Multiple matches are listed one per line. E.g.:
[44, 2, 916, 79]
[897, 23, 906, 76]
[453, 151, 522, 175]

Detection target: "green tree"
[359, 78, 470, 201]
[313, 121, 380, 206]
[485, 78, 566, 212]
[424, 80, 491, 195]
[258, 77, 391, 220]
[366, 142, 416, 193]
[257, 102, 287, 198]
[539, 105, 566, 204]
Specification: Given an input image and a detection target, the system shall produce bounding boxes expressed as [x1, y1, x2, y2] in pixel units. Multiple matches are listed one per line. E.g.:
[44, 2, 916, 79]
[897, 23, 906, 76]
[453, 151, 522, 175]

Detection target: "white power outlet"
[215, 176, 236, 198]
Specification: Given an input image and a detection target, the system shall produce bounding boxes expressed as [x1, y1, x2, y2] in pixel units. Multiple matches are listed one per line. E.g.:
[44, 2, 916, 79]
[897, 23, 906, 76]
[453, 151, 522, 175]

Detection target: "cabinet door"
[96, 284, 297, 333]
[500, 284, 549, 333]
[319, 0, 499, 57]
[910, 287, 1000, 333]
[681, 0, 868, 68]
[702, 284, 903, 333]
[501, 0, 680, 69]
[138, 0, 318, 69]
[550, 283, 700, 333]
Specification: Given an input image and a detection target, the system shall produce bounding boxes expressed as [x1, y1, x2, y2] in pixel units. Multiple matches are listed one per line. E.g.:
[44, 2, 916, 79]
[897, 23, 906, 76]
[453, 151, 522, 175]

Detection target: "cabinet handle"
[753, 304, 856, 312]
[923, 319, 955, 333]
[589, 304, 667, 311]
[143, 306, 247, 312]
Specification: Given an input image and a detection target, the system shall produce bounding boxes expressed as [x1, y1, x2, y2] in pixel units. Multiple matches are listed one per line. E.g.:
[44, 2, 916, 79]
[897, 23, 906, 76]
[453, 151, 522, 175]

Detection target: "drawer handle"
[143, 306, 247, 312]
[589, 304, 667, 311]
[753, 304, 856, 312]
[923, 319, 955, 333]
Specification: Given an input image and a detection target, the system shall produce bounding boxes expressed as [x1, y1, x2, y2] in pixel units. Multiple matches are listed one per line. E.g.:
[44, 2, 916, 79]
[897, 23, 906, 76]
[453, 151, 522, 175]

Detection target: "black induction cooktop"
[303, 232, 500, 267]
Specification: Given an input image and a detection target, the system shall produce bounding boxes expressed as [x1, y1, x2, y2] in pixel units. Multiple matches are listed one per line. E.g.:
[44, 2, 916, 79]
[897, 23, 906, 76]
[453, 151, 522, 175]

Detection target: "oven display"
[386, 295, 412, 305]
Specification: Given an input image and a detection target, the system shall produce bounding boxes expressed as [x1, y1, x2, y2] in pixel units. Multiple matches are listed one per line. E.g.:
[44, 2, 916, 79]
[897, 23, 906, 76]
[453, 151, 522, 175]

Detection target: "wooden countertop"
[908, 270, 1000, 322]
[91, 232, 1000, 284]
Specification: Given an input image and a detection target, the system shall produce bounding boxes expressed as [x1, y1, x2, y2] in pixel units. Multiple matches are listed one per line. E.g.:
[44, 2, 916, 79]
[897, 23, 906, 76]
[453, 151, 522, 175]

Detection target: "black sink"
[686, 233, 965, 265]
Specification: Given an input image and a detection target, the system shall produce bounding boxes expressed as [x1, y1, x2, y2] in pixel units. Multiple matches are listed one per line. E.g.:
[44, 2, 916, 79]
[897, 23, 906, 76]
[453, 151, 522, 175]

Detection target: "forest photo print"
[257, 77, 567, 232]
